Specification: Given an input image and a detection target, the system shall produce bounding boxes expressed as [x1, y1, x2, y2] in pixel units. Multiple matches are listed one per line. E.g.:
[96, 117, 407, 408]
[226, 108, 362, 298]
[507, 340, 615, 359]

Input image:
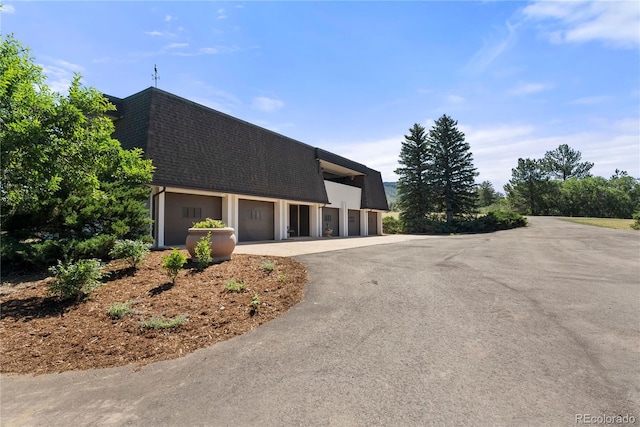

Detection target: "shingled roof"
[108, 87, 388, 210]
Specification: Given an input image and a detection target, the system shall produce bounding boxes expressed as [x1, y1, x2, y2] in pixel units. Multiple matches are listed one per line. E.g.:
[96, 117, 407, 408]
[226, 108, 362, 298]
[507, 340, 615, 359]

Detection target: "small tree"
[504, 158, 557, 215]
[477, 180, 498, 208]
[395, 124, 431, 232]
[426, 114, 478, 223]
[48, 259, 105, 301]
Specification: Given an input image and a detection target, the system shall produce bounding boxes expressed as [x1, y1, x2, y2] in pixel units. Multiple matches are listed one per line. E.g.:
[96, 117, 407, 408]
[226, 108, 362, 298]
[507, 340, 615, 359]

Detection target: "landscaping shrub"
[382, 216, 403, 234]
[107, 301, 136, 319]
[261, 260, 275, 272]
[225, 278, 246, 292]
[194, 232, 213, 270]
[631, 212, 640, 230]
[47, 258, 105, 301]
[109, 239, 150, 270]
[162, 249, 187, 284]
[192, 218, 226, 228]
[489, 210, 528, 230]
[140, 315, 188, 330]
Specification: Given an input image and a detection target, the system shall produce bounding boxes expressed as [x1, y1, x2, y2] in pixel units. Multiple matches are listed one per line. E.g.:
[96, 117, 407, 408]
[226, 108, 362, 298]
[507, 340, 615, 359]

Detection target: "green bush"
[109, 239, 150, 270]
[162, 248, 187, 284]
[225, 278, 246, 292]
[192, 218, 226, 228]
[382, 216, 403, 234]
[47, 258, 105, 301]
[194, 232, 213, 270]
[251, 293, 261, 310]
[488, 210, 528, 230]
[631, 212, 640, 230]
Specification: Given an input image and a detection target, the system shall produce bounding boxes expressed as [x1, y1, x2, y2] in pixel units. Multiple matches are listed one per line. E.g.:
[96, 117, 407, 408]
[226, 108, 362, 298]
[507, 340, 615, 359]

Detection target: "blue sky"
[1, 1, 639, 190]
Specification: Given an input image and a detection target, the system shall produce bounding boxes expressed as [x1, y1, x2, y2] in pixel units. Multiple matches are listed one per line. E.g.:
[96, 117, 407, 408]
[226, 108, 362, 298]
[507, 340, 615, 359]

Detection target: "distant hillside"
[383, 182, 397, 207]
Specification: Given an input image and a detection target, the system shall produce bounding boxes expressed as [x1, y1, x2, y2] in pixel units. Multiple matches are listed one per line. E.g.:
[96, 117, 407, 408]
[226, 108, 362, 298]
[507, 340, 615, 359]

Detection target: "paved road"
[2, 217, 639, 426]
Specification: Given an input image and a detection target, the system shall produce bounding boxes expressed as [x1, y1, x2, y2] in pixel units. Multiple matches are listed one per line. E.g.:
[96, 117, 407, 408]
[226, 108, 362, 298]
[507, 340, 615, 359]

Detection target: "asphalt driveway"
[2, 217, 639, 426]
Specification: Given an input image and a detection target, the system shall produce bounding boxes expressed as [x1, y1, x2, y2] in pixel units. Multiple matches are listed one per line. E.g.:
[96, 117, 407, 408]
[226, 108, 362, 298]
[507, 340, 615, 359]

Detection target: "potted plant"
[185, 218, 236, 262]
[323, 223, 333, 237]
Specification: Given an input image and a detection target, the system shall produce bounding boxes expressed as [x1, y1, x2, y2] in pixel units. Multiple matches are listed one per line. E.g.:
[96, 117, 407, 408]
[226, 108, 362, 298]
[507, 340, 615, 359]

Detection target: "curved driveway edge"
[2, 217, 638, 426]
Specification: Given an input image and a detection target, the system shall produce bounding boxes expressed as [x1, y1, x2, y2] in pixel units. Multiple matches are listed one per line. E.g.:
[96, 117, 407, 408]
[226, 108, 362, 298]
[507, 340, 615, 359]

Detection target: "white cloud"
[218, 8, 227, 20]
[523, 1, 640, 49]
[0, 4, 15, 13]
[165, 42, 188, 49]
[164, 15, 175, 22]
[567, 96, 609, 106]
[252, 96, 284, 113]
[145, 30, 163, 37]
[508, 82, 553, 96]
[446, 94, 466, 104]
[188, 81, 242, 113]
[40, 57, 85, 92]
[464, 21, 517, 73]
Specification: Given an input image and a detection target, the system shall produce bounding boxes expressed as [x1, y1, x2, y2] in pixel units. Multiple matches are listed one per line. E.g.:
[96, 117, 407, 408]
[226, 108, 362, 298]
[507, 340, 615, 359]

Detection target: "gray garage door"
[368, 212, 378, 235]
[348, 209, 360, 236]
[238, 199, 274, 242]
[164, 193, 222, 246]
[322, 207, 339, 237]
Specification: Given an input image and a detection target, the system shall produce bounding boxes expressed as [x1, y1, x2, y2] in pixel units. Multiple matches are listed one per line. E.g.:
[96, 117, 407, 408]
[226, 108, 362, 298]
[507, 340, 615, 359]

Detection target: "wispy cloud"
[217, 8, 227, 20]
[40, 58, 85, 94]
[567, 95, 610, 106]
[446, 94, 466, 104]
[508, 82, 553, 96]
[144, 30, 176, 38]
[164, 15, 176, 22]
[0, 4, 15, 13]
[188, 81, 242, 113]
[464, 21, 517, 73]
[522, 1, 640, 50]
[252, 96, 284, 113]
[165, 42, 188, 49]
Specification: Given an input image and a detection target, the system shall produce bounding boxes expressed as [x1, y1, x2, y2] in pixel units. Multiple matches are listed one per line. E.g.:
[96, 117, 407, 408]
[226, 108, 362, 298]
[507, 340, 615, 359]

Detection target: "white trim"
[157, 191, 166, 247]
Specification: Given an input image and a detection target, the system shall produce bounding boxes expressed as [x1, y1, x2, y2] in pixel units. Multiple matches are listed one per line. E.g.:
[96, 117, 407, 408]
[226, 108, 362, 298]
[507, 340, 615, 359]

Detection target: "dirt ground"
[0, 250, 306, 375]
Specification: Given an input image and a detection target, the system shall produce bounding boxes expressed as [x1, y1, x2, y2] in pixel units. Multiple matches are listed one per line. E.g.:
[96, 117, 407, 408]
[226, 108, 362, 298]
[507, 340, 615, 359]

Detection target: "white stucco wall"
[324, 181, 362, 209]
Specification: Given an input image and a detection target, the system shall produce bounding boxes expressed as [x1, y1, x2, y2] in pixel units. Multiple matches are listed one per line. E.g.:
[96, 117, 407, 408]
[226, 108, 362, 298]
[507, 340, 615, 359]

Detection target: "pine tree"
[394, 124, 431, 232]
[425, 114, 478, 223]
[543, 144, 593, 181]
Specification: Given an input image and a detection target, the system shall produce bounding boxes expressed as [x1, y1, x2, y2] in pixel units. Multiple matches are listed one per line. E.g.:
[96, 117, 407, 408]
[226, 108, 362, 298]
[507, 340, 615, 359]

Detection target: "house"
[107, 87, 388, 247]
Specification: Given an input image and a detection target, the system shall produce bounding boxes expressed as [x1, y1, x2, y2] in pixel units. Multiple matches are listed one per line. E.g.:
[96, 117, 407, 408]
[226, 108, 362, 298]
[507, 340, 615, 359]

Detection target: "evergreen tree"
[504, 158, 556, 215]
[425, 114, 478, 223]
[543, 144, 593, 181]
[395, 124, 431, 232]
[1, 36, 154, 269]
[477, 180, 498, 207]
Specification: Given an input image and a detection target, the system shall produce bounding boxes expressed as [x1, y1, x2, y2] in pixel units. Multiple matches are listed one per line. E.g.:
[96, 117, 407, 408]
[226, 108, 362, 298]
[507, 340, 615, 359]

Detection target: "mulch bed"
[0, 251, 306, 375]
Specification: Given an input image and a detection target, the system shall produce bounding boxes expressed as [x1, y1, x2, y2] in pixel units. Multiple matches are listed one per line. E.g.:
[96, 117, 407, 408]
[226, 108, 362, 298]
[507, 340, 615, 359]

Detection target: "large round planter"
[185, 227, 237, 263]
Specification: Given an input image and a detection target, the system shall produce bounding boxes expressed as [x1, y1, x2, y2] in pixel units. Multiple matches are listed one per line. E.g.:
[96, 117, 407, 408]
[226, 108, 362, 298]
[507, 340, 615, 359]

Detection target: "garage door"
[164, 193, 222, 246]
[238, 199, 274, 242]
[348, 209, 360, 236]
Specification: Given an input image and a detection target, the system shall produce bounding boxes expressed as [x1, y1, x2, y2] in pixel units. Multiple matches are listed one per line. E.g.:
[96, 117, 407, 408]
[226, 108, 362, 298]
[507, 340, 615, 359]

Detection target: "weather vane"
[152, 64, 160, 88]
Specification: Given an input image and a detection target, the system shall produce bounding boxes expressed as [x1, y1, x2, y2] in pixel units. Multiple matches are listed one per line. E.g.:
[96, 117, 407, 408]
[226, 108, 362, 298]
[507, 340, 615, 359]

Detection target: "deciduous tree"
[1, 36, 154, 269]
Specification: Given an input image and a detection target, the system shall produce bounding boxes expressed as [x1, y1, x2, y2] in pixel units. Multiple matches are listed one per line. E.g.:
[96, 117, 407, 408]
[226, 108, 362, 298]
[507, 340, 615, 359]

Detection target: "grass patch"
[140, 315, 188, 330]
[562, 217, 635, 230]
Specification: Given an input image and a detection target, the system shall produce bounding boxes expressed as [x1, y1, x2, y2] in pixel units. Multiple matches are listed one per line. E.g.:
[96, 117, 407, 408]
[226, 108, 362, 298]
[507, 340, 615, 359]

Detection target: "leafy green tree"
[395, 123, 431, 232]
[1, 36, 154, 269]
[543, 144, 593, 181]
[425, 114, 478, 223]
[504, 158, 557, 215]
